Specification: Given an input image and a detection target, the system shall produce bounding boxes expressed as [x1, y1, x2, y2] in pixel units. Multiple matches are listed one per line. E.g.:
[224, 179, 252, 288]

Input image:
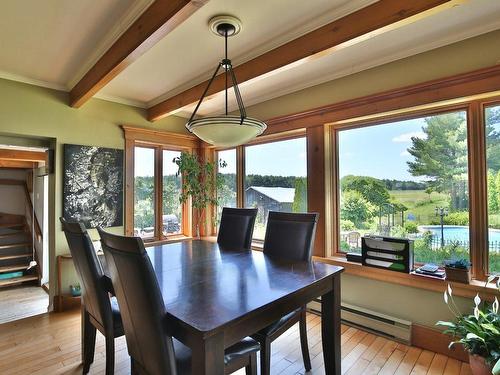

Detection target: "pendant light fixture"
[185, 16, 266, 147]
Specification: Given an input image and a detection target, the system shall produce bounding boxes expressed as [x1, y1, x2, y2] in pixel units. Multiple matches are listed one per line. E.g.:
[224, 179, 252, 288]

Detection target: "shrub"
[340, 190, 375, 228]
[340, 219, 356, 231]
[430, 211, 469, 226]
[404, 221, 419, 233]
[390, 225, 407, 238]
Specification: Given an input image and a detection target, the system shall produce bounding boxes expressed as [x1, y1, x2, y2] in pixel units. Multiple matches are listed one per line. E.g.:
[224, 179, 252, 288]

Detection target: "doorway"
[0, 144, 50, 324]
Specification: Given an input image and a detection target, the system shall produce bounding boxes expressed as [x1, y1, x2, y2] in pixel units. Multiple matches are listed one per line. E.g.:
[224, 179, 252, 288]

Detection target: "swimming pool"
[419, 225, 500, 243]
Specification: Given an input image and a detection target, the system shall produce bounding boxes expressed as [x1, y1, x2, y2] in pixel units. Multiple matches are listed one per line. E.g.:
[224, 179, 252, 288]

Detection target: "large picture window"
[244, 137, 307, 240]
[485, 103, 500, 275]
[337, 110, 470, 265]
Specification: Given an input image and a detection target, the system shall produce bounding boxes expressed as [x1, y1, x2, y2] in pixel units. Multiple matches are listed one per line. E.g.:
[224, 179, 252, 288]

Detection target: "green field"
[389, 190, 449, 224]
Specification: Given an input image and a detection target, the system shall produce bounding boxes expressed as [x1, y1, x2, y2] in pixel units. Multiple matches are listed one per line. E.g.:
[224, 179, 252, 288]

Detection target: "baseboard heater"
[307, 299, 412, 344]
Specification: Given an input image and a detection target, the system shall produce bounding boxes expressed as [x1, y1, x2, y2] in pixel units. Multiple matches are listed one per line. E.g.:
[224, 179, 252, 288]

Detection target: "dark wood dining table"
[107, 239, 344, 375]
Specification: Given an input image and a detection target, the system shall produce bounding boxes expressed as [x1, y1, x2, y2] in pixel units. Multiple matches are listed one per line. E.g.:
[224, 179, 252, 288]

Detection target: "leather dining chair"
[97, 227, 260, 375]
[217, 207, 258, 250]
[60, 218, 123, 375]
[251, 211, 319, 375]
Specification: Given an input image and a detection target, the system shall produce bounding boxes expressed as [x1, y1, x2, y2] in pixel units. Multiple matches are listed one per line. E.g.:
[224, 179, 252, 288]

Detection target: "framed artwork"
[63, 144, 123, 228]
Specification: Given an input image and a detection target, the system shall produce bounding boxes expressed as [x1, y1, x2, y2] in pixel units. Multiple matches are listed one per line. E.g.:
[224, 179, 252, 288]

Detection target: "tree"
[488, 170, 499, 213]
[292, 177, 307, 212]
[407, 112, 468, 211]
[174, 152, 226, 237]
[485, 106, 500, 171]
[340, 190, 375, 228]
[340, 175, 390, 207]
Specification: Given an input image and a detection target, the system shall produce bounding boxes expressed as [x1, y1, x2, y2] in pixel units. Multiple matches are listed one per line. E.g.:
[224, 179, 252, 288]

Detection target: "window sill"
[144, 235, 193, 247]
[315, 256, 499, 300]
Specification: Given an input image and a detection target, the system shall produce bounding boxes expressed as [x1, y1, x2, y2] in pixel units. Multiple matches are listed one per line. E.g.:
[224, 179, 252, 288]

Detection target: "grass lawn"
[389, 190, 449, 224]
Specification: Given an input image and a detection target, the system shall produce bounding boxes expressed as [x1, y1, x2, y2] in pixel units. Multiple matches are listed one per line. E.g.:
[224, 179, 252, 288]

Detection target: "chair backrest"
[97, 228, 176, 375]
[263, 211, 319, 262]
[217, 207, 258, 250]
[60, 217, 111, 328]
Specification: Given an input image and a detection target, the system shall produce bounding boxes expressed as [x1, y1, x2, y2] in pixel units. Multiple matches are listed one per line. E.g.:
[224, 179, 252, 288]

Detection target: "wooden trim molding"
[122, 125, 198, 239]
[264, 65, 500, 134]
[412, 324, 468, 363]
[69, 0, 209, 108]
[0, 149, 47, 163]
[148, 0, 455, 121]
[318, 256, 500, 300]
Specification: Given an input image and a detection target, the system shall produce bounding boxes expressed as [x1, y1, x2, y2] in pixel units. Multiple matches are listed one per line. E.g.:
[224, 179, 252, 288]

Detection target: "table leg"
[322, 275, 341, 375]
[191, 332, 225, 375]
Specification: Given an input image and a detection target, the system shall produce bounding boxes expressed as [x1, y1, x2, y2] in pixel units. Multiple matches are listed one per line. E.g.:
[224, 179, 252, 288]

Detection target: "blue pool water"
[419, 225, 500, 243]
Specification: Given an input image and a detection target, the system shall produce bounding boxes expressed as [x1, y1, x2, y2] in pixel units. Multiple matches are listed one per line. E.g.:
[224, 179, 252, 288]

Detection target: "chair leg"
[105, 335, 115, 375]
[260, 339, 271, 375]
[299, 308, 312, 372]
[245, 352, 257, 375]
[82, 309, 96, 374]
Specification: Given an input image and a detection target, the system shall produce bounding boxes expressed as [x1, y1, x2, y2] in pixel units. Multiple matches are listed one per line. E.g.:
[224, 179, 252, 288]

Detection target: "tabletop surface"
[145, 240, 343, 333]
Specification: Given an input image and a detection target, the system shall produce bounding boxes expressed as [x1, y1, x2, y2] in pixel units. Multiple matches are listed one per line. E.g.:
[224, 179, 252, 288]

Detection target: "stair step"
[0, 274, 38, 287]
[0, 232, 25, 239]
[0, 242, 31, 250]
[0, 264, 29, 273]
[0, 253, 31, 261]
[0, 223, 24, 229]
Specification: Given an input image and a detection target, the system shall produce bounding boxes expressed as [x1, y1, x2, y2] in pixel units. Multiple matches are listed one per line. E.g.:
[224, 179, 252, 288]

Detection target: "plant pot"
[469, 354, 492, 375]
[445, 266, 471, 284]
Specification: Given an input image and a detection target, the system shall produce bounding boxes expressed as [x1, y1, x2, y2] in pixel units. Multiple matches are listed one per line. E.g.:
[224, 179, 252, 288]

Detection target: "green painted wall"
[0, 78, 186, 304]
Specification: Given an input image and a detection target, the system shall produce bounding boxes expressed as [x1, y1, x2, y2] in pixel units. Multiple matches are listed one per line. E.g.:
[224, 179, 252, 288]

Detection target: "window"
[162, 150, 182, 236]
[485, 103, 500, 275]
[134, 147, 156, 239]
[245, 137, 307, 240]
[337, 111, 470, 265]
[217, 149, 237, 221]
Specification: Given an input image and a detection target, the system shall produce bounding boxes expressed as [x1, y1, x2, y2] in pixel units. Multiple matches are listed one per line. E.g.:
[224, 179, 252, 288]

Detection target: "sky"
[135, 148, 180, 177]
[134, 118, 435, 180]
[219, 137, 307, 177]
[338, 117, 429, 181]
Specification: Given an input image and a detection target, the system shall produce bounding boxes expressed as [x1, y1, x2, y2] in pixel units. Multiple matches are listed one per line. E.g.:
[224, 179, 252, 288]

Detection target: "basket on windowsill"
[444, 258, 471, 284]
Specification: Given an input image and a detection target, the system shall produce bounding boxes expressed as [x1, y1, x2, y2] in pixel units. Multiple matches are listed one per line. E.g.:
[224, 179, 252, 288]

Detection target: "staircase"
[0, 216, 40, 288]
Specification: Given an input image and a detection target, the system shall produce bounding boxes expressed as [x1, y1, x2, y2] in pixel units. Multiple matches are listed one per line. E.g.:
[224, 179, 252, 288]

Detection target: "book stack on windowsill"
[412, 263, 446, 280]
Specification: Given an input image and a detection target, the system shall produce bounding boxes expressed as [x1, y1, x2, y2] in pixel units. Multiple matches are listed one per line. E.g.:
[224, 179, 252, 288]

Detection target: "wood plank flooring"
[0, 311, 470, 375]
[0, 285, 49, 324]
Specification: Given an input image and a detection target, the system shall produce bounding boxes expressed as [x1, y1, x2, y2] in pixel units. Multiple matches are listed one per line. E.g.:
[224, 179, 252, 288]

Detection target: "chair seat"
[174, 337, 260, 374]
[255, 308, 302, 337]
[110, 297, 124, 336]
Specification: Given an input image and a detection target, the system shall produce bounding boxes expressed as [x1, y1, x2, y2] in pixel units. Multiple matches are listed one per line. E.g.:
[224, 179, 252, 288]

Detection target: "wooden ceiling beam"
[148, 0, 460, 121]
[69, 0, 209, 108]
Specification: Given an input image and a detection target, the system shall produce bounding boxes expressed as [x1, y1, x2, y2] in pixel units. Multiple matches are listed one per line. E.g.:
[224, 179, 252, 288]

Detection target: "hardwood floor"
[0, 311, 470, 375]
[0, 285, 49, 324]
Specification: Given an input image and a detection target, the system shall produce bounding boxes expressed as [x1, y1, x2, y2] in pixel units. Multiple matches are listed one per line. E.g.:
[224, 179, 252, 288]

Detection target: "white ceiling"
[0, 0, 499, 117]
[0, 0, 153, 90]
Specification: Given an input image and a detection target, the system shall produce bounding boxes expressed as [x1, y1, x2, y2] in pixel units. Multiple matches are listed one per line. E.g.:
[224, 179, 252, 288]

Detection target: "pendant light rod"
[187, 21, 248, 127]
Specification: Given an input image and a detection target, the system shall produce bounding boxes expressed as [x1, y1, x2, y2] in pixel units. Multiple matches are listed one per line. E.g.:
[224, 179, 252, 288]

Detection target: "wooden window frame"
[214, 129, 316, 245]
[122, 125, 200, 243]
[327, 98, 500, 282]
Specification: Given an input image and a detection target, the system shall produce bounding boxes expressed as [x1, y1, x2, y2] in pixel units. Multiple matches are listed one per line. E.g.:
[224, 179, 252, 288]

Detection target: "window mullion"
[155, 147, 163, 241]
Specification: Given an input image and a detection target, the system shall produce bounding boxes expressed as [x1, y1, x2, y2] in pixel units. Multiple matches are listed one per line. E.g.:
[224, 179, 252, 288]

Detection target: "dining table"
[103, 239, 344, 375]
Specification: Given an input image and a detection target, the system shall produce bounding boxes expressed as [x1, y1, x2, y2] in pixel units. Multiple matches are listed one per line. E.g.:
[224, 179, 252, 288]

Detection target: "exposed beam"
[0, 150, 47, 163]
[148, 0, 460, 121]
[69, 0, 209, 108]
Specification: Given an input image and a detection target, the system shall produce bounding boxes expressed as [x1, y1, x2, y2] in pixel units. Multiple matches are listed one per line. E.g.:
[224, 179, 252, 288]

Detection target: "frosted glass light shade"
[186, 116, 267, 147]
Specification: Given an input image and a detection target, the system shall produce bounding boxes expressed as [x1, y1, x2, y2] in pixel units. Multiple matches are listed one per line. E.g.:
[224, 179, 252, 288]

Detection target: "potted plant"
[444, 258, 471, 283]
[437, 276, 500, 375]
[174, 152, 226, 238]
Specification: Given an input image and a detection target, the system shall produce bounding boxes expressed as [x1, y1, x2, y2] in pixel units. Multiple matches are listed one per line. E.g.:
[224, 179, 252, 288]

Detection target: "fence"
[425, 237, 500, 253]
